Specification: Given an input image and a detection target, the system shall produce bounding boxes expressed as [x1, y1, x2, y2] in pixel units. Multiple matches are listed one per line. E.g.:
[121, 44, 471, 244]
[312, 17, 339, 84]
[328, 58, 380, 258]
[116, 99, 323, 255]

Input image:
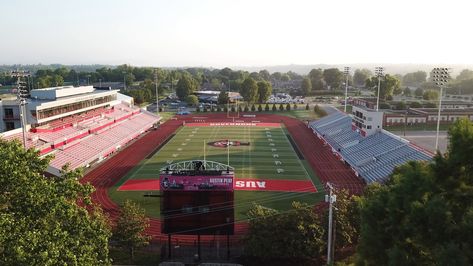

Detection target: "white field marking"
[181, 143, 187, 146]
[185, 138, 190, 141]
[273, 154, 279, 158]
[274, 160, 282, 165]
[166, 160, 173, 164]
[265, 128, 269, 130]
[271, 148, 277, 152]
[277, 168, 285, 173]
[189, 134, 194, 137]
[268, 138, 273, 142]
[177, 148, 182, 151]
[269, 143, 275, 146]
[172, 154, 179, 157]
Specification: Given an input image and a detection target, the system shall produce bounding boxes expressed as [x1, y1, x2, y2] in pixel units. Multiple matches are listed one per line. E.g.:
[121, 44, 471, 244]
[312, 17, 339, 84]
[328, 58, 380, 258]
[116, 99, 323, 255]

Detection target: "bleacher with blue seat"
[310, 112, 432, 184]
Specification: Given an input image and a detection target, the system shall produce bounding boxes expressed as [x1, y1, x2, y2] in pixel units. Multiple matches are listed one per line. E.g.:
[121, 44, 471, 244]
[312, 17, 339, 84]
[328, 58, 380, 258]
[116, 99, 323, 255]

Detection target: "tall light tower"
[155, 69, 159, 114]
[10, 70, 31, 149]
[432, 67, 450, 151]
[375, 67, 384, 111]
[343, 67, 350, 113]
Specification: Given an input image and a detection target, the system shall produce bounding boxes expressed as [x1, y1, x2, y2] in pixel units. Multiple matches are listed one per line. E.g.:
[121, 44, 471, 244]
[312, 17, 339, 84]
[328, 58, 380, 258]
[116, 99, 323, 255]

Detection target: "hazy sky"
[1, 0, 472, 67]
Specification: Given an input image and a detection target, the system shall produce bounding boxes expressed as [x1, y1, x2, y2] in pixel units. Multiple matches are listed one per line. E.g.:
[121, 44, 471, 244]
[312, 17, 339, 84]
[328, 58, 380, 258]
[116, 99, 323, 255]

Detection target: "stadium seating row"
[310, 112, 432, 183]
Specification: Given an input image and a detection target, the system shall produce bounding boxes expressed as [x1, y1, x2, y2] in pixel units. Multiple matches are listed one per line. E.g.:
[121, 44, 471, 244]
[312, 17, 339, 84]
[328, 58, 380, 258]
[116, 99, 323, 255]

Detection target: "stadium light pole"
[432, 67, 450, 151]
[375, 67, 384, 111]
[155, 69, 159, 114]
[343, 67, 350, 113]
[123, 71, 127, 91]
[325, 182, 336, 265]
[10, 70, 31, 149]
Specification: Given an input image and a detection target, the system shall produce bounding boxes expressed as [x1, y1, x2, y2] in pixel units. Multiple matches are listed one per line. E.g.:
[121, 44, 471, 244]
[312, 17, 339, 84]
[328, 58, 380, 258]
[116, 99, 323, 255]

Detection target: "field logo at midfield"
[208, 140, 250, 148]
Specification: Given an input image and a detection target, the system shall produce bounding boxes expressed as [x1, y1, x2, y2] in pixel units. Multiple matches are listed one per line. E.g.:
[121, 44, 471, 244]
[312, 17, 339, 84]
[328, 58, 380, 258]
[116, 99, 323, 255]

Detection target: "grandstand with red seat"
[0, 85, 160, 176]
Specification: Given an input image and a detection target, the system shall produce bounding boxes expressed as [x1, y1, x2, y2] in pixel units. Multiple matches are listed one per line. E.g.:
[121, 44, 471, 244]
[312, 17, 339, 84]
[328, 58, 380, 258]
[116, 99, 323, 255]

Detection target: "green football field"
[109, 125, 324, 220]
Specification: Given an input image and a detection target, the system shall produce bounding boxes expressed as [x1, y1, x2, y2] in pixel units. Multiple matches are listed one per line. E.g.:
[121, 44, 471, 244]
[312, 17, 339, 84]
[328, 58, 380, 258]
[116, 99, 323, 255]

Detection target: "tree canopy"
[0, 140, 111, 265]
[256, 81, 272, 103]
[113, 200, 150, 260]
[357, 119, 473, 265]
[365, 74, 401, 101]
[323, 68, 344, 89]
[176, 75, 198, 101]
[353, 69, 372, 87]
[240, 77, 258, 103]
[301, 77, 312, 96]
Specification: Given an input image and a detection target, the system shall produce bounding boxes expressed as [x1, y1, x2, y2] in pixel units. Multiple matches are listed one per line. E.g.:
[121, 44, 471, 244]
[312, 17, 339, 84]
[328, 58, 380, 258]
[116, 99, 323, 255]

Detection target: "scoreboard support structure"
[160, 160, 235, 261]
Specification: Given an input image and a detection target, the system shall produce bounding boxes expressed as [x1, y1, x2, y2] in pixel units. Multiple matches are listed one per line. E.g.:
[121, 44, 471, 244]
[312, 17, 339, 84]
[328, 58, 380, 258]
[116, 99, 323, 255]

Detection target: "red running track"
[81, 113, 364, 243]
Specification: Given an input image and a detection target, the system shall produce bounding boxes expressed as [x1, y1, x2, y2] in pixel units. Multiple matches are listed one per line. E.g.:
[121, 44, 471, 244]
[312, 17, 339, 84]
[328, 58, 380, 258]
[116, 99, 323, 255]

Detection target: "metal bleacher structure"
[309, 111, 432, 184]
[2, 102, 160, 176]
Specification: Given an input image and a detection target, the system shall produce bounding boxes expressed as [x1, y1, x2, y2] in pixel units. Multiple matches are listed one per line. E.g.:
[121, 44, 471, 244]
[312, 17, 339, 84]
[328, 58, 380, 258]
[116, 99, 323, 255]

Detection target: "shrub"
[231, 106, 236, 112]
[258, 105, 263, 112]
[286, 103, 291, 111]
[409, 101, 422, 108]
[217, 106, 221, 112]
[272, 104, 277, 111]
[238, 105, 243, 112]
[196, 106, 201, 112]
[305, 103, 310, 110]
[244, 105, 249, 112]
[265, 104, 270, 111]
[279, 104, 284, 111]
[224, 106, 228, 112]
[293, 103, 297, 110]
[251, 104, 256, 112]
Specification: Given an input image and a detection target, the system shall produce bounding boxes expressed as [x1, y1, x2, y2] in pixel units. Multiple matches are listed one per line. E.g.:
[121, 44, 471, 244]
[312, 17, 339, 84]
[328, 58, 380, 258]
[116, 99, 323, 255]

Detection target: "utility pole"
[325, 182, 336, 265]
[9, 70, 31, 149]
[155, 69, 159, 114]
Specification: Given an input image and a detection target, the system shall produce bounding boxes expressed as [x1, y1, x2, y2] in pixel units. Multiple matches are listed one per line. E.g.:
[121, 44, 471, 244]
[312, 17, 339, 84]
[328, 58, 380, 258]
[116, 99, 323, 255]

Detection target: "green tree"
[279, 104, 284, 111]
[423, 90, 439, 101]
[256, 81, 272, 103]
[272, 104, 277, 111]
[243, 202, 325, 261]
[353, 69, 372, 87]
[322, 189, 360, 251]
[186, 95, 199, 106]
[357, 119, 473, 265]
[265, 103, 270, 111]
[258, 104, 263, 112]
[251, 104, 256, 112]
[259, 70, 271, 81]
[217, 91, 230, 105]
[176, 75, 198, 101]
[414, 87, 424, 97]
[301, 77, 312, 96]
[403, 87, 411, 96]
[309, 68, 323, 90]
[286, 103, 291, 111]
[240, 78, 258, 103]
[455, 69, 473, 81]
[113, 200, 151, 260]
[410, 101, 422, 108]
[306, 103, 309, 110]
[323, 68, 344, 89]
[402, 71, 427, 86]
[395, 101, 407, 110]
[0, 140, 111, 265]
[365, 74, 401, 101]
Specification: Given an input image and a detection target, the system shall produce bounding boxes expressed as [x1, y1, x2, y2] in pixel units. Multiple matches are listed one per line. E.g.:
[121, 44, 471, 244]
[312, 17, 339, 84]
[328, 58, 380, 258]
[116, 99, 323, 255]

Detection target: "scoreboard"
[160, 163, 234, 235]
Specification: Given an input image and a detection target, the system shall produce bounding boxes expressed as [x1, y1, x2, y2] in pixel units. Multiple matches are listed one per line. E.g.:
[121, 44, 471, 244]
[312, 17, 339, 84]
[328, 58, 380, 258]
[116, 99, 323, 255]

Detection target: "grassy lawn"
[109, 124, 323, 220]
